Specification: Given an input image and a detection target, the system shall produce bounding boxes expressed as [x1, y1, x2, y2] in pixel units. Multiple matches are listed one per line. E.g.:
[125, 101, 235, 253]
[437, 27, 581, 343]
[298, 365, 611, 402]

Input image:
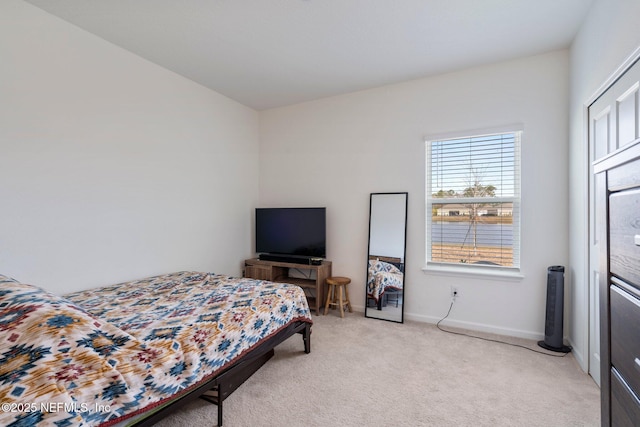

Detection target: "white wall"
[6, 0, 620, 360]
[0, 1, 260, 293]
[260, 50, 570, 339]
[369, 193, 406, 260]
[568, 0, 640, 371]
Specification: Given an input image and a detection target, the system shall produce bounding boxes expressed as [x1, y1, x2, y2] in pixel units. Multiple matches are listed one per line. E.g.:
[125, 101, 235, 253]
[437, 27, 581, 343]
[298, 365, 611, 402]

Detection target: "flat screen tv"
[255, 207, 326, 262]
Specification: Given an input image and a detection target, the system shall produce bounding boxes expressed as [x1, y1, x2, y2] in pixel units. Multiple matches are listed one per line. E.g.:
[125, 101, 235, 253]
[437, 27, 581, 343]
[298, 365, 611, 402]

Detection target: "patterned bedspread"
[0, 272, 312, 427]
[366, 260, 404, 303]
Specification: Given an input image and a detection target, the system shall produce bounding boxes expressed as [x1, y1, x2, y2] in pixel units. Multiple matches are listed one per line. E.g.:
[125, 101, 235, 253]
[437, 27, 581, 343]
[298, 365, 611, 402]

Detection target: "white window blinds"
[426, 131, 521, 269]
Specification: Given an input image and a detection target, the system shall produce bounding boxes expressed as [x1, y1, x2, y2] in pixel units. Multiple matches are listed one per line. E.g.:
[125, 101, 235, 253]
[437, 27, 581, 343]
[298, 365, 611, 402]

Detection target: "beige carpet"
[155, 313, 600, 427]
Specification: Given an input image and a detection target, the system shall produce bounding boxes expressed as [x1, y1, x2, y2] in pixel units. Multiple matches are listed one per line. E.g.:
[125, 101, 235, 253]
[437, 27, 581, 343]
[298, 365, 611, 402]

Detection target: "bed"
[366, 256, 404, 310]
[0, 271, 312, 427]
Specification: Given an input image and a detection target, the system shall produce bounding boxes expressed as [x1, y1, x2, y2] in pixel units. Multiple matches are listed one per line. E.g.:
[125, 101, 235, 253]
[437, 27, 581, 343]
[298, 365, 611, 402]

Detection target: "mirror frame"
[365, 192, 408, 323]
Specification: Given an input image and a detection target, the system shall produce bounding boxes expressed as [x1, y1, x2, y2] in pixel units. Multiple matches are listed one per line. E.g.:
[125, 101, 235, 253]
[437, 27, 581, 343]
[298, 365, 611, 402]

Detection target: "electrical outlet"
[450, 286, 459, 300]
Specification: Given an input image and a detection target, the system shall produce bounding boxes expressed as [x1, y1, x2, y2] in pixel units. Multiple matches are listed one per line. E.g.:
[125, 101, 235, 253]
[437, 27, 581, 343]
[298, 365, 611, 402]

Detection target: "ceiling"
[25, 0, 594, 110]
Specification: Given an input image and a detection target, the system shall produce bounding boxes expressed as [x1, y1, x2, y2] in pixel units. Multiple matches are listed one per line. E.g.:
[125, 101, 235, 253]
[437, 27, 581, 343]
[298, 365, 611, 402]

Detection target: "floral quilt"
[366, 259, 404, 303]
[0, 272, 312, 427]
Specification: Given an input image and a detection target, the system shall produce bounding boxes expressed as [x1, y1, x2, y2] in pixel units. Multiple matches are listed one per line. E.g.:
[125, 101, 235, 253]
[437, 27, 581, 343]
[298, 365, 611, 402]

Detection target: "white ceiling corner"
[23, 0, 594, 110]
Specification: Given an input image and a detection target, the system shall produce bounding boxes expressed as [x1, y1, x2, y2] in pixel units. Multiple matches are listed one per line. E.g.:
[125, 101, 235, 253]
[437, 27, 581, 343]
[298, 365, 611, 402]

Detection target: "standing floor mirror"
[365, 192, 407, 323]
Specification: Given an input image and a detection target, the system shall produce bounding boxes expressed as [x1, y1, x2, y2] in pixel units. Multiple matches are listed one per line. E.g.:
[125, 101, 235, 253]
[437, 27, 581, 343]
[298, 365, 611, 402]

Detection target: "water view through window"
[431, 202, 514, 265]
[427, 131, 521, 268]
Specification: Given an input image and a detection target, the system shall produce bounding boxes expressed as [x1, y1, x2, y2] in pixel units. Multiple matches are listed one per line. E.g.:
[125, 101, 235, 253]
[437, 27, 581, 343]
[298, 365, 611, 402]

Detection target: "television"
[255, 207, 326, 263]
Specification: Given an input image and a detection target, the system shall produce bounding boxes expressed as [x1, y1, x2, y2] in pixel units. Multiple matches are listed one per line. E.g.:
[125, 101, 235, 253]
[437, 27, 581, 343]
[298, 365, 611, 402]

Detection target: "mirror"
[365, 192, 407, 323]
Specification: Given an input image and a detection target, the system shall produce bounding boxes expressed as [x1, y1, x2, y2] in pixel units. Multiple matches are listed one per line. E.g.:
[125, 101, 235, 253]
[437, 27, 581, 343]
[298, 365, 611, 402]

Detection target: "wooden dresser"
[594, 139, 640, 426]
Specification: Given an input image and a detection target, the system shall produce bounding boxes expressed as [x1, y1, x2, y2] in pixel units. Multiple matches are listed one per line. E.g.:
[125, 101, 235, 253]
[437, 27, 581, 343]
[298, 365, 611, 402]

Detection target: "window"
[425, 130, 521, 270]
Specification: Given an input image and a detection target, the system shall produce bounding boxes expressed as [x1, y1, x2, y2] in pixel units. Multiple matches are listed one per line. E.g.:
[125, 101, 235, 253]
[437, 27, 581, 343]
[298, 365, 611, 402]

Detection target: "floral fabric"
[366, 260, 403, 302]
[0, 272, 311, 426]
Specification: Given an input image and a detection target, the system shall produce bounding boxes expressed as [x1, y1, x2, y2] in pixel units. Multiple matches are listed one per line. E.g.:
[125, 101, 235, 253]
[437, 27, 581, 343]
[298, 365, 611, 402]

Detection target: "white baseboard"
[405, 311, 544, 341]
[349, 304, 365, 313]
[348, 306, 578, 350]
[566, 336, 587, 373]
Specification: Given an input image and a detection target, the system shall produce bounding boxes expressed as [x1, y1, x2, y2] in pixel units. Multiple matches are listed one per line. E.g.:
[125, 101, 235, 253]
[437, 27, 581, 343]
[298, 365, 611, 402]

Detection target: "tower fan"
[538, 265, 571, 353]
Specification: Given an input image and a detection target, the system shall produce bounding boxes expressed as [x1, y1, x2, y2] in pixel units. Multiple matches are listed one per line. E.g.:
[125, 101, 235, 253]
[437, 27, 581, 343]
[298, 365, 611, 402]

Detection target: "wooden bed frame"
[369, 255, 403, 265]
[131, 321, 311, 427]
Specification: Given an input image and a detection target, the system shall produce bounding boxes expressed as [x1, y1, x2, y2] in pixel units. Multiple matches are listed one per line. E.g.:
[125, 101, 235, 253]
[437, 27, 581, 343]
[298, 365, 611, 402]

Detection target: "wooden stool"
[324, 276, 352, 317]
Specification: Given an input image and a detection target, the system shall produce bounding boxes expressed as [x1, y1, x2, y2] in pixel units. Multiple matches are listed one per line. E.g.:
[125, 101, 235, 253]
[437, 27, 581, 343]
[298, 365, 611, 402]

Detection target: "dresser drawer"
[611, 368, 640, 427]
[609, 188, 640, 288]
[611, 285, 640, 399]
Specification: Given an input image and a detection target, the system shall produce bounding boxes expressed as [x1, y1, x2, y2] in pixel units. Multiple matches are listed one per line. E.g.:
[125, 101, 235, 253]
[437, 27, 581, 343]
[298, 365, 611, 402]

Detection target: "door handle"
[635, 357, 640, 372]
[635, 235, 640, 246]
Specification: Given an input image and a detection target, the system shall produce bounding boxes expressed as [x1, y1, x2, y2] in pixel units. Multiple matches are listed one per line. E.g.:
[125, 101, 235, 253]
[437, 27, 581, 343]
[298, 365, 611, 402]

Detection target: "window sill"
[422, 264, 524, 281]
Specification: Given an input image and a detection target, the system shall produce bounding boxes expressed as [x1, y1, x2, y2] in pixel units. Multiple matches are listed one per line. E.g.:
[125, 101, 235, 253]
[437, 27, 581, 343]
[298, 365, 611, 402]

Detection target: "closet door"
[588, 58, 640, 387]
[589, 58, 640, 426]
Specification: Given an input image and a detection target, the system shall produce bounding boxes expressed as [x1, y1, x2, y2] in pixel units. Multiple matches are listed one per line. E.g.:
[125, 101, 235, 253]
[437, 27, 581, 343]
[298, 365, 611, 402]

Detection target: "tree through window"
[426, 131, 521, 269]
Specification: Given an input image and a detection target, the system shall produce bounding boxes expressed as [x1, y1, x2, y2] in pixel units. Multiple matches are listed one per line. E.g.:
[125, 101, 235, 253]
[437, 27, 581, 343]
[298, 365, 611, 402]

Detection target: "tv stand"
[244, 258, 331, 315]
[258, 254, 317, 265]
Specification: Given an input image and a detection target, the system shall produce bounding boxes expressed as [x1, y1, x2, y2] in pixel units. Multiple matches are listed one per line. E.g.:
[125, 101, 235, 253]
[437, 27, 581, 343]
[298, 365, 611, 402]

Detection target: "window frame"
[424, 127, 523, 277]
